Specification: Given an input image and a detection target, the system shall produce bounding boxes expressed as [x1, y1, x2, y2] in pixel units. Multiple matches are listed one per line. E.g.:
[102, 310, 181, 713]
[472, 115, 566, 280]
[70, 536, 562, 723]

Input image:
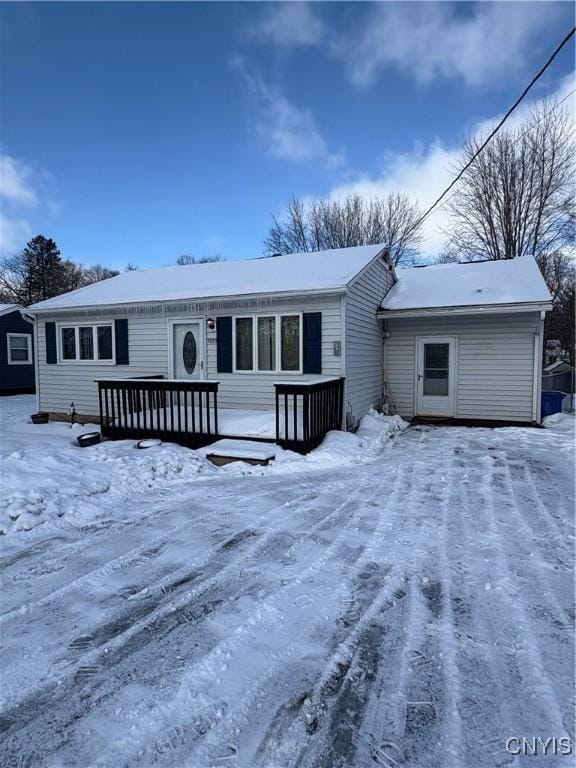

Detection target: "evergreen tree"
[0, 235, 120, 305]
[23, 236, 65, 302]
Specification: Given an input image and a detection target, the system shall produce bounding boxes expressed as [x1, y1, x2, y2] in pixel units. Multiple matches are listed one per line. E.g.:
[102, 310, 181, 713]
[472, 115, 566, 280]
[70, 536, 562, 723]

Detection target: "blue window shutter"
[45, 322, 57, 364]
[114, 319, 129, 365]
[216, 316, 233, 373]
[303, 312, 322, 374]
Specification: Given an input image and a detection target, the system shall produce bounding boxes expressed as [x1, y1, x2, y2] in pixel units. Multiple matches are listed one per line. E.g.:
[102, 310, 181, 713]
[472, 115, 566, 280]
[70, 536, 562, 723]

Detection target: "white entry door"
[172, 321, 204, 379]
[416, 336, 457, 417]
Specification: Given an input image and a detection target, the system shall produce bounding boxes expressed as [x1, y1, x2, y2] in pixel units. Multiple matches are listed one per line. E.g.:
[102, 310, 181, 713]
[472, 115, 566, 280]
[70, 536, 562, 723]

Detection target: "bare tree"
[264, 193, 424, 266]
[176, 254, 224, 265]
[545, 267, 575, 365]
[442, 103, 575, 362]
[444, 104, 574, 263]
[82, 264, 120, 284]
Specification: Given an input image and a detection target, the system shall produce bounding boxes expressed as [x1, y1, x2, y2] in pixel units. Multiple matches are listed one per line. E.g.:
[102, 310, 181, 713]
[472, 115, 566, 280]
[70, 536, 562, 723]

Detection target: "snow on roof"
[381, 256, 551, 311]
[0, 303, 28, 317]
[28, 244, 386, 311]
[544, 359, 573, 373]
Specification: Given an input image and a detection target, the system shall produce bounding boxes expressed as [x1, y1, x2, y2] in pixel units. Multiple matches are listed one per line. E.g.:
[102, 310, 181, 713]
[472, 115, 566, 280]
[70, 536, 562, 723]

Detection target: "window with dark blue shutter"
[303, 312, 322, 374]
[216, 316, 233, 373]
[114, 319, 129, 365]
[45, 322, 57, 364]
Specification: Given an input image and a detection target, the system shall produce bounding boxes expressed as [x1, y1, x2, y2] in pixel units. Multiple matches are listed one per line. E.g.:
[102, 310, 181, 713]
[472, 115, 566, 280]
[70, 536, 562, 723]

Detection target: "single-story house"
[0, 304, 36, 395]
[27, 246, 552, 452]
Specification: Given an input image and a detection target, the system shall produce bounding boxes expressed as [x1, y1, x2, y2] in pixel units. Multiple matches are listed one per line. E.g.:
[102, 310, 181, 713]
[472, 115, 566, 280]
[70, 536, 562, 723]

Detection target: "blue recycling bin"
[541, 390, 566, 417]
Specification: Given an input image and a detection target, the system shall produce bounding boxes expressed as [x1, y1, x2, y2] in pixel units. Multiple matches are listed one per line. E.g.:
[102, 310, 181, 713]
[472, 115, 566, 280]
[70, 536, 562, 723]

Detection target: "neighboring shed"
[542, 359, 575, 398]
[0, 304, 35, 395]
[379, 258, 552, 423]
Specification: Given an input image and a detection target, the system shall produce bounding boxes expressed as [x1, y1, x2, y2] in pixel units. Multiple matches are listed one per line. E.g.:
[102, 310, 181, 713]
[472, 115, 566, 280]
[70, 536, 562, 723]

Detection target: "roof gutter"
[26, 286, 348, 315]
[377, 301, 553, 319]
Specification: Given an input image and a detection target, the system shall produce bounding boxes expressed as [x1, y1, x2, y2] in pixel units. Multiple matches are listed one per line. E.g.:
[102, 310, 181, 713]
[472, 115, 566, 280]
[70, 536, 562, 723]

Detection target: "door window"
[423, 343, 449, 396]
[182, 331, 197, 374]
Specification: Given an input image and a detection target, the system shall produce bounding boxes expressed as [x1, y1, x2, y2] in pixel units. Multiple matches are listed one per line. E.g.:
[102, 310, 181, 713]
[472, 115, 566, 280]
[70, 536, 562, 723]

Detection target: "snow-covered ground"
[0, 396, 406, 536]
[0, 396, 574, 767]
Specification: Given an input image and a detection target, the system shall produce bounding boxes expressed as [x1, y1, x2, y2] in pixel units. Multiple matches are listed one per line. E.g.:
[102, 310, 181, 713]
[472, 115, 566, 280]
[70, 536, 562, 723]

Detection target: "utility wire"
[410, 25, 576, 235]
[425, 86, 576, 224]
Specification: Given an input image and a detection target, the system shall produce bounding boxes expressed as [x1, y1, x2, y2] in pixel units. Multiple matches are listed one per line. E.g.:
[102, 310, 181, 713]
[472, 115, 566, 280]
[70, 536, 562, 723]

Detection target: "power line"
[426, 86, 576, 226]
[410, 25, 576, 235]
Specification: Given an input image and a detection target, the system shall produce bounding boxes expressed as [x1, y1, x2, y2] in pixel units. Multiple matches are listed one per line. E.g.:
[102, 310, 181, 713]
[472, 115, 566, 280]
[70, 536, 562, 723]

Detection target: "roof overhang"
[0, 304, 35, 322]
[26, 286, 348, 315]
[377, 301, 553, 320]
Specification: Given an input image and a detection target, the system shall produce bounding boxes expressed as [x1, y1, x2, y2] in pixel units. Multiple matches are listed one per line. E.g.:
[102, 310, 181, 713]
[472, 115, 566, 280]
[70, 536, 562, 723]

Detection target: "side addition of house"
[379, 257, 552, 424]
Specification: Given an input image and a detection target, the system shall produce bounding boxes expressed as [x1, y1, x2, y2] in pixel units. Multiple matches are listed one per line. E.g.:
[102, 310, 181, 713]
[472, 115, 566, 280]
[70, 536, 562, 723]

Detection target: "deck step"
[204, 439, 277, 467]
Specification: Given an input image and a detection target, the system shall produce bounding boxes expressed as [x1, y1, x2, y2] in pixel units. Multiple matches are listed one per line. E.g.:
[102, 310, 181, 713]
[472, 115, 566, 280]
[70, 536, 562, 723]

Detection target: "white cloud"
[249, 2, 325, 48]
[232, 56, 343, 167]
[329, 76, 575, 258]
[0, 154, 38, 207]
[249, 2, 566, 90]
[472, 72, 576, 138]
[340, 2, 562, 88]
[0, 213, 32, 254]
[0, 152, 55, 254]
[330, 142, 456, 256]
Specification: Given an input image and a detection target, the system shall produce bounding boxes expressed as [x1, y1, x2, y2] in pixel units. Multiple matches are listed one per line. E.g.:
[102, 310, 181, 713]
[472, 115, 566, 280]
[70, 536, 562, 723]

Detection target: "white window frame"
[57, 322, 115, 364]
[7, 333, 33, 365]
[232, 313, 303, 374]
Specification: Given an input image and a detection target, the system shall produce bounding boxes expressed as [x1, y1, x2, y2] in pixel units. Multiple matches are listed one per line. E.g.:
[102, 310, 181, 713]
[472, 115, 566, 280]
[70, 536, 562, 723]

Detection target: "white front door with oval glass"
[172, 321, 204, 379]
[416, 336, 457, 417]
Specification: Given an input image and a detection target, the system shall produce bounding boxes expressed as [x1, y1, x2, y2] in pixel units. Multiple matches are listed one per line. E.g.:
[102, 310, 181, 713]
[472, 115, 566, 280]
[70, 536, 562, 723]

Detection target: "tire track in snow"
[2, 423, 572, 768]
[498, 460, 573, 626]
[454, 439, 539, 766]
[473, 452, 568, 737]
[433, 443, 464, 766]
[188, 433, 432, 768]
[0, 482, 322, 619]
[0, 472, 382, 765]
[89, 463, 404, 768]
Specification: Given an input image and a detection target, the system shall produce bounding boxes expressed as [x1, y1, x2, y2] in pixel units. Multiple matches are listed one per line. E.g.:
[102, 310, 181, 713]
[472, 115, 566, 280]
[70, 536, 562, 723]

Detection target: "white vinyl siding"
[36, 293, 344, 417]
[344, 256, 395, 427]
[384, 312, 540, 422]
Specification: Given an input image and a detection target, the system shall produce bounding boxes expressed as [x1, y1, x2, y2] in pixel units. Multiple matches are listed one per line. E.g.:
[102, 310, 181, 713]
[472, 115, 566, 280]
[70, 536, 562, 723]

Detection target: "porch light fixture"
[206, 317, 216, 330]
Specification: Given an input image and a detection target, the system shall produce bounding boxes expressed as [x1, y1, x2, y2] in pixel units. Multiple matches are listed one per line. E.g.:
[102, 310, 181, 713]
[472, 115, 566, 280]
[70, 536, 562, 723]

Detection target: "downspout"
[33, 315, 40, 412]
[532, 311, 545, 423]
[340, 292, 347, 430]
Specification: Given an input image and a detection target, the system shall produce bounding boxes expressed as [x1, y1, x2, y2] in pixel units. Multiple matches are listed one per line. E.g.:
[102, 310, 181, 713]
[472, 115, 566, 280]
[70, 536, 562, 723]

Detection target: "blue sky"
[1, 1, 574, 268]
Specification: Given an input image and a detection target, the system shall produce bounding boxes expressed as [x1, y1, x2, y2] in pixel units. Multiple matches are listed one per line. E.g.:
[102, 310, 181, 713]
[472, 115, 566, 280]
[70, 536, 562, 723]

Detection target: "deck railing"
[96, 375, 344, 455]
[275, 377, 345, 454]
[97, 377, 219, 449]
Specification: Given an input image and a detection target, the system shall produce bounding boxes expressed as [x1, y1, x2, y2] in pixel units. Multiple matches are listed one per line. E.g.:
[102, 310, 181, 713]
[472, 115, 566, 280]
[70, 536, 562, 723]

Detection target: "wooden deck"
[97, 376, 344, 455]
